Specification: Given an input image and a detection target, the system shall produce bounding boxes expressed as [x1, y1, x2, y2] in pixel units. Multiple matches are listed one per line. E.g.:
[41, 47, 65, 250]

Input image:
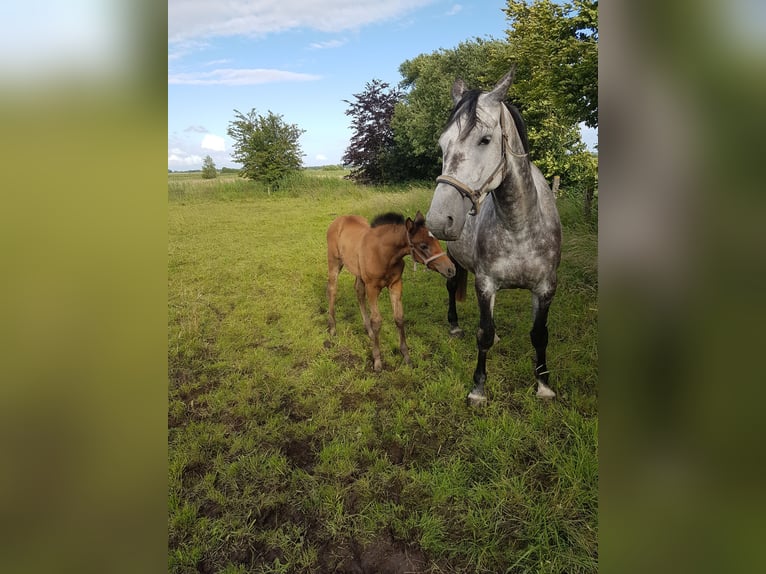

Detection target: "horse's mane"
[446, 89, 529, 154]
[370, 212, 405, 227]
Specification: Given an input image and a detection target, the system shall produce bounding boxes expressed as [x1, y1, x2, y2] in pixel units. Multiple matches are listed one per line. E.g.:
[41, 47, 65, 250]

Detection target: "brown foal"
[326, 211, 455, 371]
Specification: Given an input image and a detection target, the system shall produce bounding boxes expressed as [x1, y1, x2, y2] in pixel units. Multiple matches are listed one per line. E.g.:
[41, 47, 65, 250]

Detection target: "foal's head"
[405, 211, 455, 278]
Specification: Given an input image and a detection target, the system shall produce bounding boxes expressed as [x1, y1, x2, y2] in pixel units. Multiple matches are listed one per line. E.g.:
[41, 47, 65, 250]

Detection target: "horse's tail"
[454, 262, 467, 302]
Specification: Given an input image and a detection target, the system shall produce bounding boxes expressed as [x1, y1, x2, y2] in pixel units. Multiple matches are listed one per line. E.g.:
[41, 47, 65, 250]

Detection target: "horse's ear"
[414, 210, 425, 225]
[405, 217, 414, 232]
[488, 67, 516, 102]
[451, 78, 467, 105]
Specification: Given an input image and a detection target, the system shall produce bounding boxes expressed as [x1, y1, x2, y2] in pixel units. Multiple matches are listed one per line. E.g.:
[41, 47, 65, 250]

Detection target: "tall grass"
[168, 170, 598, 573]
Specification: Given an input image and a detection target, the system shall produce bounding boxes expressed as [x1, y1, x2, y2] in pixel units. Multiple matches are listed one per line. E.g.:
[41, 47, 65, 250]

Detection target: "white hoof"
[536, 381, 556, 399]
[467, 390, 488, 407]
[493, 333, 500, 344]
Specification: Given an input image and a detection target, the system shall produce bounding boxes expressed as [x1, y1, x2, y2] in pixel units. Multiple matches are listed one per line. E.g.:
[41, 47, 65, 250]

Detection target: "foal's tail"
[453, 261, 468, 302]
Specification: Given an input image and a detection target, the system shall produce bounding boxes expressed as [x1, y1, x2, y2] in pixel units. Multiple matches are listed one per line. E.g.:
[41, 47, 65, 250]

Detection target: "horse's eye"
[479, 135, 491, 146]
[420, 244, 429, 251]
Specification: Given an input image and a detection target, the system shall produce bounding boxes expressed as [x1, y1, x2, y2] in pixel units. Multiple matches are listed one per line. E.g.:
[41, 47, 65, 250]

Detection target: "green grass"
[169, 170, 598, 573]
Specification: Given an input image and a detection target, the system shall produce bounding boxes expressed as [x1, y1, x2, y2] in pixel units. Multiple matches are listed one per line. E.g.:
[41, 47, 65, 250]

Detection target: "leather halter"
[435, 105, 525, 216]
[408, 235, 448, 271]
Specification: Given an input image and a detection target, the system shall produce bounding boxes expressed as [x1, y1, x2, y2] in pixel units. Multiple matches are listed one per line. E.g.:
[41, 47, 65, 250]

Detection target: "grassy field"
[168, 170, 598, 573]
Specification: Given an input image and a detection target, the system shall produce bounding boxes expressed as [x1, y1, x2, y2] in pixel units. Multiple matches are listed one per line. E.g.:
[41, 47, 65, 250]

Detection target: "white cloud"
[168, 68, 321, 85]
[315, 154, 328, 161]
[446, 4, 463, 16]
[168, 151, 203, 167]
[201, 134, 225, 151]
[168, 0, 436, 42]
[309, 39, 346, 50]
[204, 59, 232, 67]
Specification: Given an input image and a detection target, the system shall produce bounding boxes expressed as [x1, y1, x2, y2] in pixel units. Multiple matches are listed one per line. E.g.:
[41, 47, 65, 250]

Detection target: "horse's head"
[426, 69, 516, 240]
[406, 211, 455, 278]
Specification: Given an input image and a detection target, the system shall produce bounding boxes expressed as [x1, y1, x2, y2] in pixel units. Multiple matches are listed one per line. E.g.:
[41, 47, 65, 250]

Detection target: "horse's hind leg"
[531, 292, 556, 399]
[327, 256, 342, 336]
[389, 279, 413, 367]
[447, 258, 467, 337]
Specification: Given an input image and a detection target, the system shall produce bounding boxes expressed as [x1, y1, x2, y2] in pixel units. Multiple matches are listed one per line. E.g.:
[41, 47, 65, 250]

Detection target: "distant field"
[168, 170, 598, 573]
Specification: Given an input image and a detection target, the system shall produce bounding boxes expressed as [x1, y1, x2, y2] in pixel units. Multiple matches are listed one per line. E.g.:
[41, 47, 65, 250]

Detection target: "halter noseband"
[435, 105, 526, 216]
[408, 236, 448, 271]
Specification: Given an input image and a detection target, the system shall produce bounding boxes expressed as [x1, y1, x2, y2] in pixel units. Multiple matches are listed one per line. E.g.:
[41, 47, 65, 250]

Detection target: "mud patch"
[181, 460, 211, 489]
[198, 499, 222, 519]
[342, 536, 428, 574]
[334, 347, 364, 369]
[282, 437, 317, 472]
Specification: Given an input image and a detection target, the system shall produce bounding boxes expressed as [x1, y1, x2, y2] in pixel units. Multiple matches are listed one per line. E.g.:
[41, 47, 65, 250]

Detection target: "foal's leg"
[469, 277, 497, 406]
[365, 284, 384, 372]
[354, 276, 372, 337]
[531, 292, 556, 398]
[389, 279, 413, 367]
[327, 257, 342, 336]
[447, 258, 466, 337]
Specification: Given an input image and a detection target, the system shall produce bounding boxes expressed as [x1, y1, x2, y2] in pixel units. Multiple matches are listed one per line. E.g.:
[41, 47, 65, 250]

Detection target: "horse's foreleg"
[327, 258, 342, 336]
[366, 285, 384, 372]
[531, 292, 556, 398]
[389, 280, 413, 367]
[469, 282, 496, 406]
[447, 258, 466, 338]
[354, 277, 372, 337]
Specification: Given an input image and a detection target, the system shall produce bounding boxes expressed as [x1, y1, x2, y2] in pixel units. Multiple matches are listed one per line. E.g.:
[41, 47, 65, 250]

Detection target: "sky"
[168, 0, 598, 171]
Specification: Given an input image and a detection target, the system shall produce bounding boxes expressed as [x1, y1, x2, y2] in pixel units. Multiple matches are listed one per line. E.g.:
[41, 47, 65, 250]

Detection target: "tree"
[501, 0, 598, 191]
[393, 39, 510, 181]
[200, 155, 217, 179]
[342, 79, 402, 184]
[388, 1, 597, 189]
[227, 109, 305, 190]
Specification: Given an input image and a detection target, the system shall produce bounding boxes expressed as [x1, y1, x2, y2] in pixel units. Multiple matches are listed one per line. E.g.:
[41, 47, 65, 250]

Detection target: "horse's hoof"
[449, 326, 464, 338]
[373, 361, 383, 372]
[467, 390, 488, 407]
[536, 381, 556, 399]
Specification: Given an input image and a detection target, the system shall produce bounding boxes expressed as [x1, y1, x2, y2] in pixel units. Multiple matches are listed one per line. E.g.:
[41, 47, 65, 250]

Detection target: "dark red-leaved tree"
[342, 79, 402, 184]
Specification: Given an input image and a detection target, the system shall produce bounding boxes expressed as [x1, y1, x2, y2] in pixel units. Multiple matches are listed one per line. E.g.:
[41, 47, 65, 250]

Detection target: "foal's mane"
[370, 212, 405, 228]
[446, 89, 529, 154]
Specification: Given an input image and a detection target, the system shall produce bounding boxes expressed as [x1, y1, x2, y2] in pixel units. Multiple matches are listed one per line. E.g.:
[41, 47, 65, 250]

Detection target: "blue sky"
[168, 0, 598, 170]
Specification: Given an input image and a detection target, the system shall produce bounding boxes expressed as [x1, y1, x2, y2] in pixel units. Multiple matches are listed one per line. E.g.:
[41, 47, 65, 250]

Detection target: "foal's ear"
[414, 210, 426, 225]
[488, 66, 516, 102]
[405, 217, 414, 233]
[451, 78, 467, 105]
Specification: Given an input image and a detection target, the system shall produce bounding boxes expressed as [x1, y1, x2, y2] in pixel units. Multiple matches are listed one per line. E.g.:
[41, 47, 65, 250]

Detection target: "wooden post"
[552, 175, 560, 197]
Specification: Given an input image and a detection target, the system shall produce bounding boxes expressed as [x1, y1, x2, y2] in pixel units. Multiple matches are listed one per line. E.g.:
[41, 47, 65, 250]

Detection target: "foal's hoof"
[535, 381, 556, 399]
[449, 326, 464, 338]
[373, 360, 383, 373]
[467, 389, 488, 407]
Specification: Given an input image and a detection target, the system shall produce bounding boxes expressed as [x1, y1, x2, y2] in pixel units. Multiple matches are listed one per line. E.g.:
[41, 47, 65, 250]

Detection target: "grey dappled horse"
[425, 69, 562, 406]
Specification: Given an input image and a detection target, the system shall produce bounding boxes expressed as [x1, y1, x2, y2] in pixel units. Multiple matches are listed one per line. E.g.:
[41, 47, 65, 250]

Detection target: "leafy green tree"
[227, 109, 305, 190]
[390, 1, 597, 190]
[200, 155, 217, 179]
[502, 0, 598, 191]
[342, 79, 402, 184]
[392, 39, 509, 180]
